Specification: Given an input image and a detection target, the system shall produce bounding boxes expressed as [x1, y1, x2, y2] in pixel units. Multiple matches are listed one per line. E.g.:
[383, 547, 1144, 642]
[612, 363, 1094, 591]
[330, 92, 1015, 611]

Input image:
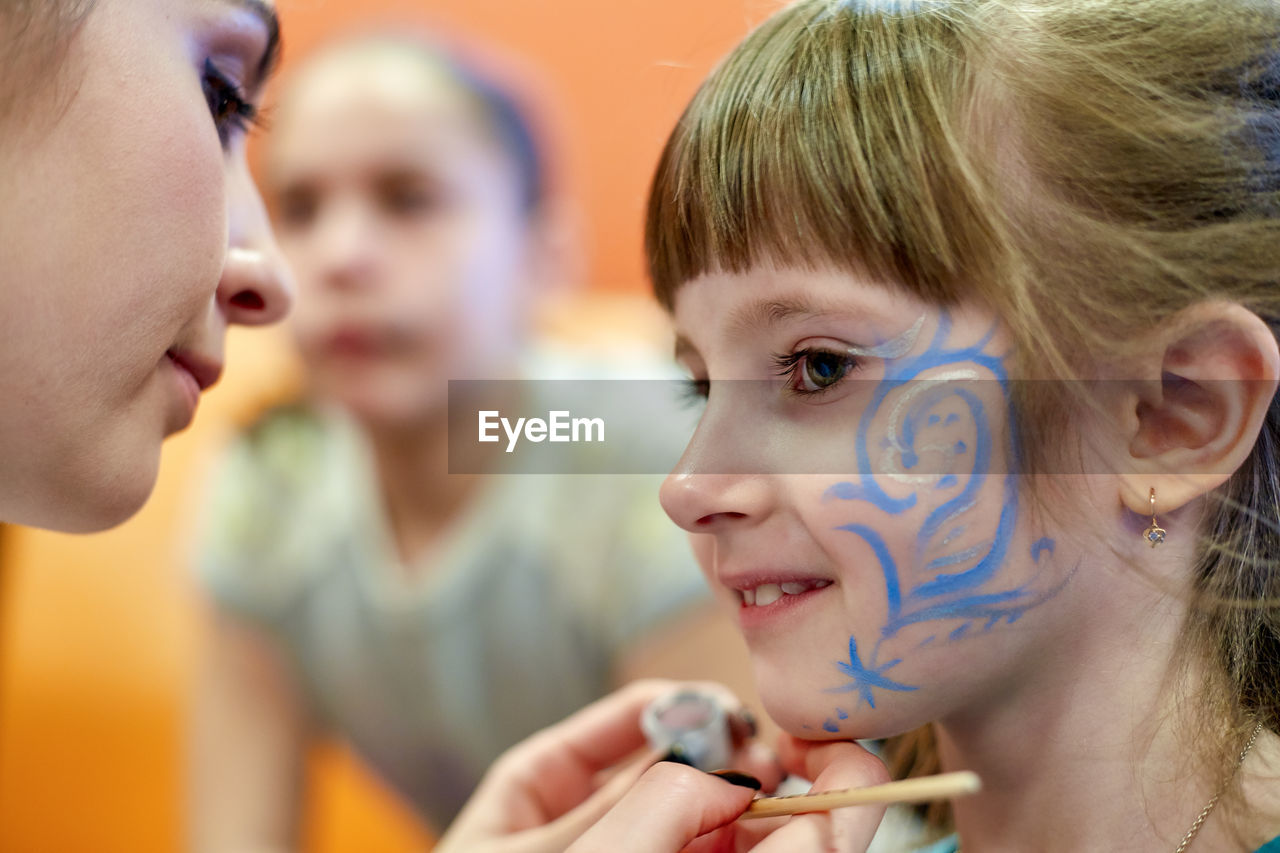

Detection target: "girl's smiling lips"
[720, 569, 836, 631]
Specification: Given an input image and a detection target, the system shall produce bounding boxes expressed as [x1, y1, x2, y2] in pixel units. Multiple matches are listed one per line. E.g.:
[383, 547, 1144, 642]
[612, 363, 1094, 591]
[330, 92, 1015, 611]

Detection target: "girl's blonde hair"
[646, 0, 1280, 828]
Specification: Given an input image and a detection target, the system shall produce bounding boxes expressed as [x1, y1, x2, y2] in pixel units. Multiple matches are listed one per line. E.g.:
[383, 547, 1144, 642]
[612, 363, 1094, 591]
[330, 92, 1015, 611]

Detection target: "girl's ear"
[1114, 302, 1279, 517]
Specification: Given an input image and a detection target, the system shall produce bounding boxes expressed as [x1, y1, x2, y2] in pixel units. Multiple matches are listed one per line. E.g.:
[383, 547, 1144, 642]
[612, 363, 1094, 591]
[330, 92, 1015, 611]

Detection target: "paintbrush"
[741, 770, 981, 819]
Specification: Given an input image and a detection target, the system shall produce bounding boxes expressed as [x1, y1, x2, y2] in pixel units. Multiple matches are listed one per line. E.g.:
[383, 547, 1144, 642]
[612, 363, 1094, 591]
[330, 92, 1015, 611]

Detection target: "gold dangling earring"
[1143, 488, 1166, 547]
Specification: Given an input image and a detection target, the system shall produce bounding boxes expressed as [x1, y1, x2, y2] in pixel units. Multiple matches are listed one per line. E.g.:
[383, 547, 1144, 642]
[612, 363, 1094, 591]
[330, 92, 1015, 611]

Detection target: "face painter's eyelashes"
[679, 376, 711, 407]
[772, 348, 860, 396]
[202, 59, 264, 147]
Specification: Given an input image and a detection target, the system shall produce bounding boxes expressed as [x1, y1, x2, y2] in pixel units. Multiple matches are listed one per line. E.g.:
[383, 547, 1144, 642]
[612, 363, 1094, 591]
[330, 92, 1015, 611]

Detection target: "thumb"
[567, 761, 759, 852]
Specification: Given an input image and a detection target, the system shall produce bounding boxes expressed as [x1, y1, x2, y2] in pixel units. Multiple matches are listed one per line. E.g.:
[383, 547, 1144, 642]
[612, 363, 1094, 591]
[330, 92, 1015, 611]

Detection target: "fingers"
[776, 736, 891, 789]
[487, 680, 755, 826]
[506, 718, 778, 851]
[566, 761, 759, 853]
[732, 741, 786, 792]
[444, 680, 767, 852]
[485, 679, 682, 826]
[526, 680, 745, 775]
[748, 737, 890, 853]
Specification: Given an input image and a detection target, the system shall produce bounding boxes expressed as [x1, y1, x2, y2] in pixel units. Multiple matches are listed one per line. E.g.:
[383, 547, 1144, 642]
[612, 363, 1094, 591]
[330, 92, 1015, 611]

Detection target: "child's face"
[267, 50, 538, 427]
[663, 266, 1082, 739]
[0, 0, 291, 532]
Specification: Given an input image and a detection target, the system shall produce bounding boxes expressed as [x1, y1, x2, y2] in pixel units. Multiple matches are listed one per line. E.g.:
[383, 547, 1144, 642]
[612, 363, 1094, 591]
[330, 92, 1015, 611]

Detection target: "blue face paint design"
[1031, 537, 1055, 562]
[817, 312, 1067, 726]
[829, 635, 918, 709]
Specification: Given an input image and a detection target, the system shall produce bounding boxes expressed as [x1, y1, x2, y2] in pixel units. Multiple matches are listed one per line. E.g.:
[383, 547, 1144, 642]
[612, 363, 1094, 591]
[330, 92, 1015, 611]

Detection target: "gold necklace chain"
[1173, 720, 1265, 853]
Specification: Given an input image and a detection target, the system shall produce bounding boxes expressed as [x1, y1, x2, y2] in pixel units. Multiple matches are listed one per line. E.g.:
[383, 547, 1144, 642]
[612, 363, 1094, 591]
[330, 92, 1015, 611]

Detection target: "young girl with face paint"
[439, 1, 1280, 851]
[0, 0, 292, 534]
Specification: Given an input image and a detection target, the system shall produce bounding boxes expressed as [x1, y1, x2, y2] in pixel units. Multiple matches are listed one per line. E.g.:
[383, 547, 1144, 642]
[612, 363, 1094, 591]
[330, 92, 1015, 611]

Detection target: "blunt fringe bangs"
[646, 0, 1004, 311]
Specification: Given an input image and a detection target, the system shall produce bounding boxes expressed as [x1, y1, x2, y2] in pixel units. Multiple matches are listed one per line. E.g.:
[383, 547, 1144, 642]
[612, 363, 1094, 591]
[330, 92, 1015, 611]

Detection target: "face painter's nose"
[219, 246, 293, 325]
[220, 151, 294, 326]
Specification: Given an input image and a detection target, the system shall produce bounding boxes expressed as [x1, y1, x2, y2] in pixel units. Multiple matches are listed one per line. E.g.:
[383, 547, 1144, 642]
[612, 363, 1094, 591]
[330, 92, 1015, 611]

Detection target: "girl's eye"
[202, 59, 261, 147]
[275, 188, 318, 229]
[773, 348, 859, 396]
[381, 186, 440, 217]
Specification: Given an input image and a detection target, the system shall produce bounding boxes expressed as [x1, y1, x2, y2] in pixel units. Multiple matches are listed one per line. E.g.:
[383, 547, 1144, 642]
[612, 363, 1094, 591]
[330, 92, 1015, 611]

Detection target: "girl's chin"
[761, 690, 861, 741]
[335, 392, 445, 428]
[760, 682, 921, 742]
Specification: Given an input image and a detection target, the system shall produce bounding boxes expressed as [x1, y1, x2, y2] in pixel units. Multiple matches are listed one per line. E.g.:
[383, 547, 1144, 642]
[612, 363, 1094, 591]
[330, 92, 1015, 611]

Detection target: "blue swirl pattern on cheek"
[818, 312, 1066, 720]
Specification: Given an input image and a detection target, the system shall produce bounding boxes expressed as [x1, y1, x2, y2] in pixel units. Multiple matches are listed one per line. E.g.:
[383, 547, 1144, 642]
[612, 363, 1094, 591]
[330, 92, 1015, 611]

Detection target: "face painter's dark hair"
[0, 0, 97, 119]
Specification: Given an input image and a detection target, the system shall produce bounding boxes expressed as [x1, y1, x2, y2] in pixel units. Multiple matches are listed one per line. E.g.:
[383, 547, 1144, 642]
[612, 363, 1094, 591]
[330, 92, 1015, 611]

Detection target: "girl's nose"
[660, 399, 776, 532]
[218, 158, 294, 326]
[309, 200, 381, 292]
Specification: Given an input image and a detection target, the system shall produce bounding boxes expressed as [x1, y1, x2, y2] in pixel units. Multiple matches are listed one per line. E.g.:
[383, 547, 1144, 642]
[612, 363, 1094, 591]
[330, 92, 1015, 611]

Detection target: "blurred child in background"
[188, 33, 746, 849]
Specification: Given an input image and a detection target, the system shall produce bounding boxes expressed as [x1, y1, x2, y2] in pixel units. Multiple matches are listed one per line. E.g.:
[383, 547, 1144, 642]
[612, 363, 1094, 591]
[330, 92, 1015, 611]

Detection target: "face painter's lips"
[166, 348, 223, 392]
[163, 348, 222, 432]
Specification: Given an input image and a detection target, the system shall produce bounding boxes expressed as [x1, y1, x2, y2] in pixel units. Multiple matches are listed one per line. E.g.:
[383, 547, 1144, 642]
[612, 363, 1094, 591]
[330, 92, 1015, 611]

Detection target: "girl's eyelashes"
[772, 348, 860, 396]
[202, 59, 264, 147]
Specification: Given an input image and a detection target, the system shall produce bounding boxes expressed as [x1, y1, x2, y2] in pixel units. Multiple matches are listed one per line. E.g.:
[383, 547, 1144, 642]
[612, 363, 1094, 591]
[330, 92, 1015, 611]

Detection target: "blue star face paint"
[662, 266, 1077, 740]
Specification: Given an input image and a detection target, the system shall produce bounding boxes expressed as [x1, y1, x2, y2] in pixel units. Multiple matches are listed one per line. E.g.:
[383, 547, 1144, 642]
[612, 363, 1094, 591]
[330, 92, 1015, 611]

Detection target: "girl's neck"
[364, 414, 481, 571]
[932, 580, 1265, 853]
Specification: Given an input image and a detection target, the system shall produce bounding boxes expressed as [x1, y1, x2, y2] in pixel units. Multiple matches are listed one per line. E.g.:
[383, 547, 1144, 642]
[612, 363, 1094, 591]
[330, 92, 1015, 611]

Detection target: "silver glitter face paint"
[846, 314, 925, 360]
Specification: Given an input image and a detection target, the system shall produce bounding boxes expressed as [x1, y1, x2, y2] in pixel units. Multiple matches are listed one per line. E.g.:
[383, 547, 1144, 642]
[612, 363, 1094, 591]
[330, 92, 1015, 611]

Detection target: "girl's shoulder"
[238, 401, 333, 472]
[194, 403, 374, 608]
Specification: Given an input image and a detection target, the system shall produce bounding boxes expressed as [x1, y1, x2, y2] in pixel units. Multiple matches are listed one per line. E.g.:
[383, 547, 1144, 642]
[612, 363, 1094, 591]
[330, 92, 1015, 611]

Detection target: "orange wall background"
[0, 1, 775, 851]
[272, 0, 783, 295]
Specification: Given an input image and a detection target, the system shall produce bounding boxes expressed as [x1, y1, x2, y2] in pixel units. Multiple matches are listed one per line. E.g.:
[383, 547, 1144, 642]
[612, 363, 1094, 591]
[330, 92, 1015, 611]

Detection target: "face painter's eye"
[773, 348, 858, 396]
[678, 377, 710, 408]
[202, 59, 261, 147]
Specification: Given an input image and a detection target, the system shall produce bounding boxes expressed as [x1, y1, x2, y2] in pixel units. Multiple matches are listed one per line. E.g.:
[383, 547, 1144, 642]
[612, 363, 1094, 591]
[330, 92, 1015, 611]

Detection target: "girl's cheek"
[689, 533, 715, 575]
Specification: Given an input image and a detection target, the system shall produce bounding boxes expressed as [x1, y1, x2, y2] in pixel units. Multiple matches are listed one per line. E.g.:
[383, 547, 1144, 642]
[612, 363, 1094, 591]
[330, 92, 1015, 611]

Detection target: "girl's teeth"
[740, 579, 833, 607]
[754, 584, 783, 606]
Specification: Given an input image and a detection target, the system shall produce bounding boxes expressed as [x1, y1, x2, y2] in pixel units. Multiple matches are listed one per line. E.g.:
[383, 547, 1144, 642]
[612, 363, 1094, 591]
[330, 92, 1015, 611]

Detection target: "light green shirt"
[196, 405, 709, 830]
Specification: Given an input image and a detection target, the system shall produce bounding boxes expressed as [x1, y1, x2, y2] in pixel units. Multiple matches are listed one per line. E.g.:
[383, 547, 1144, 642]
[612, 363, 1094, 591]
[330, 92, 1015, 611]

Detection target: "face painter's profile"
[0, 0, 292, 532]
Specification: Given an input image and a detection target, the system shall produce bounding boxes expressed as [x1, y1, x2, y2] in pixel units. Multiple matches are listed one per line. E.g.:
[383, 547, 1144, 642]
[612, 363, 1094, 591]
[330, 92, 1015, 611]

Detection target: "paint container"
[642, 688, 732, 772]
